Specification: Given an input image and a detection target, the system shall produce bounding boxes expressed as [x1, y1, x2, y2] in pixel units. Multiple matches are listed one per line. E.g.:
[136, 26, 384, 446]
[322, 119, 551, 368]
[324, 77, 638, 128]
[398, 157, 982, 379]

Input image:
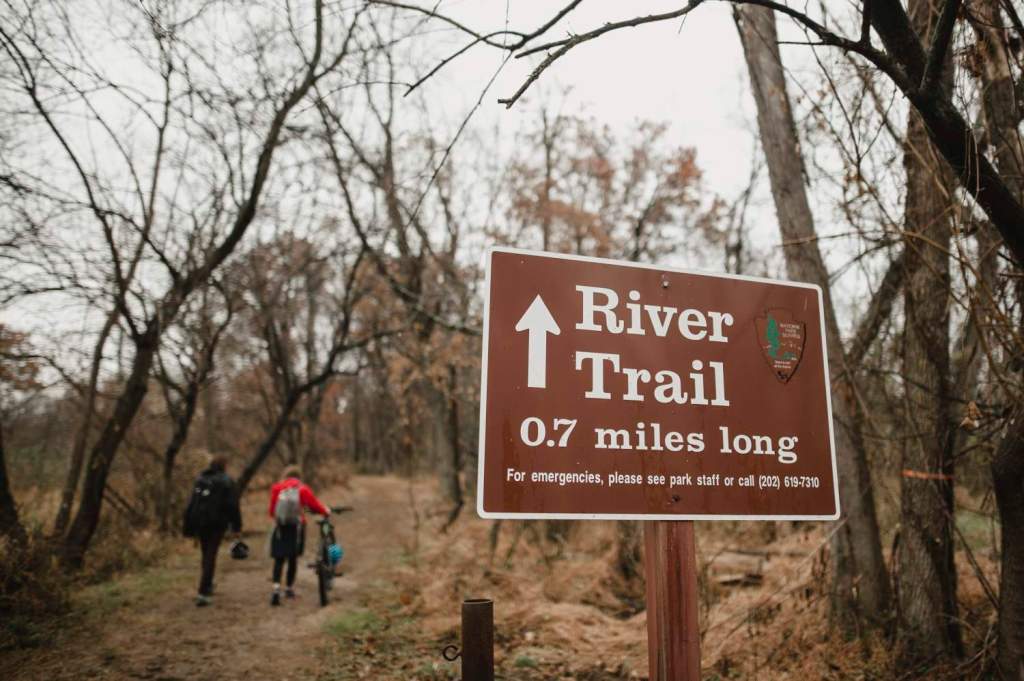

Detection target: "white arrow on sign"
[515, 294, 561, 389]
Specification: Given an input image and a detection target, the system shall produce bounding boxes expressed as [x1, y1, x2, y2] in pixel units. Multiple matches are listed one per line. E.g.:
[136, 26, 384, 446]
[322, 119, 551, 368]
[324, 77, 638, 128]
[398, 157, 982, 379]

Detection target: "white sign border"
[476, 246, 841, 522]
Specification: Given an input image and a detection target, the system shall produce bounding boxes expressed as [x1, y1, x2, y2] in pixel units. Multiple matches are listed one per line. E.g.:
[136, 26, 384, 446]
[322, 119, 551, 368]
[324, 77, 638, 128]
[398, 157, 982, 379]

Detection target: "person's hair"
[282, 464, 301, 480]
[208, 454, 228, 472]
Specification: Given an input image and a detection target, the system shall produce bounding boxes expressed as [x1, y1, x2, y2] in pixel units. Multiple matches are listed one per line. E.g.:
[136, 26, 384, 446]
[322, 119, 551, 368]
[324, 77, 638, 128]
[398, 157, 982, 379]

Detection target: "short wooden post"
[644, 520, 700, 681]
[461, 598, 494, 681]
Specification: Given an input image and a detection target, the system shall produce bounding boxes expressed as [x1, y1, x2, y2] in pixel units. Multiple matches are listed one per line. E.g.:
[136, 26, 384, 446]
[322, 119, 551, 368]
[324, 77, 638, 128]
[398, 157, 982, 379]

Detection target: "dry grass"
[2, 473, 1002, 680]
[0, 534, 70, 651]
[0, 508, 175, 653]
[377, 480, 1001, 680]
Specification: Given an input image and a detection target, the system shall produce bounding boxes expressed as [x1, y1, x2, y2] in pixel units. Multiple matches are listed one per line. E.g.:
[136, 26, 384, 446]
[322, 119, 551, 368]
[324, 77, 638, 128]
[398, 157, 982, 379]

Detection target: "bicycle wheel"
[317, 562, 329, 607]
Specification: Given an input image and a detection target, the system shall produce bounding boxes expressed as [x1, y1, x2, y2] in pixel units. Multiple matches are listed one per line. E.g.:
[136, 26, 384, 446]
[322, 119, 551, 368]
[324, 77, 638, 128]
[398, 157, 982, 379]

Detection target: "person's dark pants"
[198, 530, 224, 596]
[270, 523, 304, 588]
[272, 556, 298, 587]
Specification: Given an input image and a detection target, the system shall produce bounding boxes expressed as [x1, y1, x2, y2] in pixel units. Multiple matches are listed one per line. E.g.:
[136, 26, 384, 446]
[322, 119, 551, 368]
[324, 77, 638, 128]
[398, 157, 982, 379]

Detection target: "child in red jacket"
[268, 464, 329, 605]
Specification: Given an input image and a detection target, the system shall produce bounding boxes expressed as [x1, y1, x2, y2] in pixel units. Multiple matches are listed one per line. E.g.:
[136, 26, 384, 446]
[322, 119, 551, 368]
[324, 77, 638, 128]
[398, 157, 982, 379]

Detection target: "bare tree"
[0, 0, 362, 566]
[992, 410, 1024, 678]
[734, 4, 893, 633]
[234, 236, 396, 494]
[966, 1, 1024, 675]
[892, 0, 962, 663]
[374, 0, 1024, 263]
[316, 35, 482, 515]
[377, 2, 1024, 666]
[153, 283, 235, 531]
[0, 325, 42, 545]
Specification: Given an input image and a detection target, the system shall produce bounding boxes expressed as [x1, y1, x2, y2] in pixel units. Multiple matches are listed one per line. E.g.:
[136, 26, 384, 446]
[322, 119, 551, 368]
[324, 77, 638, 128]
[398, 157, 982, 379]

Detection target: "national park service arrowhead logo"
[755, 309, 806, 383]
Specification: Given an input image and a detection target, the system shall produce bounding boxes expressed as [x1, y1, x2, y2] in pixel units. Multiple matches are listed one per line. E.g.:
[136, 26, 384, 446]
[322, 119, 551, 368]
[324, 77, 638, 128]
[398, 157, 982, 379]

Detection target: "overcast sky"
[391, 1, 850, 278]
[5, 1, 883, 346]
[414, 2, 759, 193]
[394, 1, 883, 335]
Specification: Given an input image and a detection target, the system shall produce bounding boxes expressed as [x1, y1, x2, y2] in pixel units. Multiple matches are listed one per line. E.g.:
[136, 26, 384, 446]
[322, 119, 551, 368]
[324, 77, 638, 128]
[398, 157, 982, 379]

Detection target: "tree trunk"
[971, 0, 1024, 200]
[893, 0, 961, 665]
[62, 329, 158, 567]
[236, 360, 341, 493]
[993, 408, 1024, 679]
[615, 519, 644, 583]
[970, 3, 1024, 673]
[158, 381, 200, 532]
[606, 521, 647, 615]
[441, 364, 465, 531]
[734, 5, 890, 632]
[54, 311, 117, 536]
[351, 376, 363, 468]
[299, 385, 327, 484]
[868, 1, 1024, 268]
[201, 378, 222, 454]
[55, 11, 326, 565]
[897, 127, 960, 661]
[283, 415, 303, 467]
[237, 392, 305, 494]
[424, 377, 462, 511]
[0, 422, 26, 545]
[159, 447, 178, 534]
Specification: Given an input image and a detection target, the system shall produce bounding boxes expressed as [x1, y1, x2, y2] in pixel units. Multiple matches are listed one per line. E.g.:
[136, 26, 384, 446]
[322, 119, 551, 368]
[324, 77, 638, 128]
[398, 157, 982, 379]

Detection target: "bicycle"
[312, 505, 352, 607]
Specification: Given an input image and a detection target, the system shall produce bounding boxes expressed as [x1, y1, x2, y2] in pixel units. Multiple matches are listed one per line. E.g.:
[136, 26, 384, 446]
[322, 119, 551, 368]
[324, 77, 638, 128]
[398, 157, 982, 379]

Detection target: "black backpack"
[183, 474, 223, 537]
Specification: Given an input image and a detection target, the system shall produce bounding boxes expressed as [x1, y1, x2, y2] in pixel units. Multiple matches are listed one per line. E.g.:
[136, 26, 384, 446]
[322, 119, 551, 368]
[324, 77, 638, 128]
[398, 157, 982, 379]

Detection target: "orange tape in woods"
[901, 469, 954, 481]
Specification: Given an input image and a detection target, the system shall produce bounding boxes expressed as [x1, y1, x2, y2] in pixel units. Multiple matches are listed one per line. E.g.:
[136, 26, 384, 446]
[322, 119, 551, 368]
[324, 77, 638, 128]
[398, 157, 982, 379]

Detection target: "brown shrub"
[0, 533, 70, 651]
[79, 513, 172, 584]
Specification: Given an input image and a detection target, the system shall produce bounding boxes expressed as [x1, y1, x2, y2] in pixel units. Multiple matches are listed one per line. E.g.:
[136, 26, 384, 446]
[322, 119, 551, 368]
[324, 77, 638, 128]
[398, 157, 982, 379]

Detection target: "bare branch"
[367, 0, 524, 47]
[921, 0, 961, 92]
[846, 251, 906, 368]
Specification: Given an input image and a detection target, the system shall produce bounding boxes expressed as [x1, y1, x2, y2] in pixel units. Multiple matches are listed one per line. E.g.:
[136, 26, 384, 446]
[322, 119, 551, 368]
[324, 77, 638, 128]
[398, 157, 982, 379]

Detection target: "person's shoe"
[270, 591, 281, 607]
[285, 588, 296, 600]
[195, 595, 212, 607]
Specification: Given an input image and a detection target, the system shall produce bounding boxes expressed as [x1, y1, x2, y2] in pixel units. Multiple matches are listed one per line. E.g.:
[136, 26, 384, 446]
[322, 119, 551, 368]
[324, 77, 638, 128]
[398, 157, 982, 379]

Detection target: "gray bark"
[424, 377, 462, 511]
[158, 380, 200, 532]
[53, 310, 117, 537]
[993, 409, 1024, 679]
[894, 0, 961, 665]
[971, 1, 1024, 674]
[440, 364, 465, 532]
[734, 5, 891, 631]
[896, 110, 961, 662]
[867, 1, 1024, 268]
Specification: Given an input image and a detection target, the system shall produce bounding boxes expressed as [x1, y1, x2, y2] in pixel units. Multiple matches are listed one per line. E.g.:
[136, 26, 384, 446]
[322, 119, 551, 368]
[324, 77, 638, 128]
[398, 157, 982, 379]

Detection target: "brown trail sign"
[477, 247, 839, 521]
[476, 248, 840, 680]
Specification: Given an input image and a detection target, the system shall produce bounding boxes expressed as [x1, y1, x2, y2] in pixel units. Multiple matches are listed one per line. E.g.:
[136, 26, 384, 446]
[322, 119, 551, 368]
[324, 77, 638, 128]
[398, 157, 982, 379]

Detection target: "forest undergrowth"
[1, 474, 1002, 680]
[319, 476, 1002, 680]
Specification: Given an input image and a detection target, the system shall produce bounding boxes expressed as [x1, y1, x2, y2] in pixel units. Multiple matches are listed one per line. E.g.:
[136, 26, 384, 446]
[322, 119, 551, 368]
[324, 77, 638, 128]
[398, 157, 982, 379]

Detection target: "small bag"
[183, 475, 220, 537]
[275, 485, 302, 526]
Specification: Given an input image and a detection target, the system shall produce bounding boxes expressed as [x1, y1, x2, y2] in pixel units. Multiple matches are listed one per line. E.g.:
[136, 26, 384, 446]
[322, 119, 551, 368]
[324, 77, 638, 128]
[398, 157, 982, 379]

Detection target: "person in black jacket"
[183, 455, 242, 607]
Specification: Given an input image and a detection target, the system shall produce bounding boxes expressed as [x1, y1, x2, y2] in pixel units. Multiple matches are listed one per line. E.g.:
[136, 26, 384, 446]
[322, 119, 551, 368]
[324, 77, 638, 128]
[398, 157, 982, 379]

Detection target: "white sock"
[273, 583, 281, 592]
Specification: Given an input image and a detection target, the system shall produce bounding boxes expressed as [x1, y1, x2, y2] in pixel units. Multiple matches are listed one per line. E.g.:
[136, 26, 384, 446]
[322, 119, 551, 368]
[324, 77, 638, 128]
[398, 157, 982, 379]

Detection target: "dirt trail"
[3, 476, 415, 681]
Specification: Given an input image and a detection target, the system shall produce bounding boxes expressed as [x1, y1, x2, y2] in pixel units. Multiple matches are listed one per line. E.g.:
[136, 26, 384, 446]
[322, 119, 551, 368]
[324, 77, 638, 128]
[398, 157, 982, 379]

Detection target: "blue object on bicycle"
[328, 543, 343, 565]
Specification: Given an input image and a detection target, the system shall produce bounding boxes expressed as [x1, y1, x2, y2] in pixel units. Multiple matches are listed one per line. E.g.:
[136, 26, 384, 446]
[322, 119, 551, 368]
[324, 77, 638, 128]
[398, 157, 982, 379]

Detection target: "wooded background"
[2, 0, 1023, 677]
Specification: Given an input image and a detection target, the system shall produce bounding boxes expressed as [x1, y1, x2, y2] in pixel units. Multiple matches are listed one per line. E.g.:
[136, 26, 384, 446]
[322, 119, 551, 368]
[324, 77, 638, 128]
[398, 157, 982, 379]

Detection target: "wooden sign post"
[644, 521, 700, 681]
[476, 247, 840, 676]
